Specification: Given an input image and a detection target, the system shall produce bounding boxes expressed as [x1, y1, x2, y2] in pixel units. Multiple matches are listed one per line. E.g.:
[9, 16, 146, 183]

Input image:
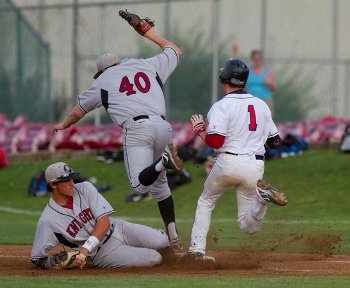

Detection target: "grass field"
[0, 149, 350, 287]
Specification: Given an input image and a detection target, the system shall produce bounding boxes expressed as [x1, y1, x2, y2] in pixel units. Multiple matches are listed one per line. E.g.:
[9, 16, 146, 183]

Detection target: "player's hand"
[74, 251, 87, 268]
[53, 122, 66, 132]
[191, 114, 206, 136]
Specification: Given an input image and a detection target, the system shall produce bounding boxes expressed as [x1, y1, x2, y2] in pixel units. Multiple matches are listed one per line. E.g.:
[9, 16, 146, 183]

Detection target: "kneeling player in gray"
[31, 162, 169, 269]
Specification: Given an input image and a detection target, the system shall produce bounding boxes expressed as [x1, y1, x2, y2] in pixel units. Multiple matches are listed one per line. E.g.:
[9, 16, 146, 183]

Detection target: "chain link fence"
[0, 0, 51, 122]
[1, 0, 349, 122]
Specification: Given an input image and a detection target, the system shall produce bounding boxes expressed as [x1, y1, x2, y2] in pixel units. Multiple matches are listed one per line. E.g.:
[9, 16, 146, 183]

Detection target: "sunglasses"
[52, 168, 75, 183]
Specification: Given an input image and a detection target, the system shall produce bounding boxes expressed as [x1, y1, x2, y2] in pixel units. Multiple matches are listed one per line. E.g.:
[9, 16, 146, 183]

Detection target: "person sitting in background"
[246, 50, 277, 114]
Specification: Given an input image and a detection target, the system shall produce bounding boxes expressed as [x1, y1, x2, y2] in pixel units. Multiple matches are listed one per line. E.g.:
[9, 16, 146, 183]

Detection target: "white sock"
[167, 222, 178, 240]
[155, 160, 165, 172]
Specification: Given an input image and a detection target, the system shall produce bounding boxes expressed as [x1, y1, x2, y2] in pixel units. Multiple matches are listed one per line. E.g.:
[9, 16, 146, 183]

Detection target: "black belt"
[133, 115, 165, 121]
[102, 226, 114, 245]
[224, 152, 265, 161]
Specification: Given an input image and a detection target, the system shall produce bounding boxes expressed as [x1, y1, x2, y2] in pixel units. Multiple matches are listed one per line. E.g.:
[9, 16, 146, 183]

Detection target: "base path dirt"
[1, 245, 350, 276]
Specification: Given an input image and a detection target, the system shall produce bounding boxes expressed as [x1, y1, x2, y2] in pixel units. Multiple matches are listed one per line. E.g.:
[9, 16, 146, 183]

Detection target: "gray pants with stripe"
[92, 219, 169, 268]
[122, 116, 172, 201]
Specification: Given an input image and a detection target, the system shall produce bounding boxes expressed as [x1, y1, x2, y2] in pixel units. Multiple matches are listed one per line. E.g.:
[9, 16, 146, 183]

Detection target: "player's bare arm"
[119, 9, 182, 58]
[144, 28, 183, 58]
[79, 215, 110, 256]
[54, 106, 85, 131]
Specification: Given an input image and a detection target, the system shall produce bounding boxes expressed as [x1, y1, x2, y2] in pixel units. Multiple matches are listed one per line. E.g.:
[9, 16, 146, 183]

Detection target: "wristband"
[193, 122, 206, 136]
[82, 236, 100, 253]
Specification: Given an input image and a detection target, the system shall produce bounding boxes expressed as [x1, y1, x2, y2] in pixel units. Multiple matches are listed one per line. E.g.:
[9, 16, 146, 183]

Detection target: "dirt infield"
[1, 245, 350, 276]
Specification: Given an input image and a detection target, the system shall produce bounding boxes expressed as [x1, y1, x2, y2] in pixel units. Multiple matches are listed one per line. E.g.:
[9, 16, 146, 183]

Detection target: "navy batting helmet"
[219, 58, 249, 88]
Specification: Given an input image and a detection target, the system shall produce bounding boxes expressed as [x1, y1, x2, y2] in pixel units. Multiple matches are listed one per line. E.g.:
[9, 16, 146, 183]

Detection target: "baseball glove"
[119, 9, 154, 36]
[49, 251, 86, 269]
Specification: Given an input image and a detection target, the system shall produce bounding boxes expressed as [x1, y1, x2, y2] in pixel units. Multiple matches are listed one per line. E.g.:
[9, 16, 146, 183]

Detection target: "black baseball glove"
[119, 9, 154, 36]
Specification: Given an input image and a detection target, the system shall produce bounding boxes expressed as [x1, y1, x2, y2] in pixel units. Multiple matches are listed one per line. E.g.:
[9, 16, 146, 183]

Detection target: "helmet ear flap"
[219, 68, 225, 84]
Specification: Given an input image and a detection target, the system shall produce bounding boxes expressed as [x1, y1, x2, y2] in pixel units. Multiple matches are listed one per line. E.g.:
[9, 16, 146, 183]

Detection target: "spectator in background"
[246, 50, 277, 114]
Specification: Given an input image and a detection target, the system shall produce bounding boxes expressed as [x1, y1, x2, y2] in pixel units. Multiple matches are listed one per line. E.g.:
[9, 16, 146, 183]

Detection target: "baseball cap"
[45, 162, 80, 183]
[93, 53, 120, 79]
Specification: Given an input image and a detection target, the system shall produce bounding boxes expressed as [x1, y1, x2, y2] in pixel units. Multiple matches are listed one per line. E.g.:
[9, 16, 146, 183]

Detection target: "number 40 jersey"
[206, 89, 279, 156]
[78, 47, 179, 126]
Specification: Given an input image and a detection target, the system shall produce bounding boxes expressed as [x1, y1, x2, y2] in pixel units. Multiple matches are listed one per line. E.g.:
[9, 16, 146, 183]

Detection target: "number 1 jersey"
[206, 89, 279, 155]
[78, 47, 179, 126]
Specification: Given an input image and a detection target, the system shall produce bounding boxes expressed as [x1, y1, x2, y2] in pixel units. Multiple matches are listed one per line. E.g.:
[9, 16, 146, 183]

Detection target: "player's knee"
[148, 251, 162, 267]
[153, 230, 170, 249]
[132, 184, 149, 195]
[197, 196, 216, 211]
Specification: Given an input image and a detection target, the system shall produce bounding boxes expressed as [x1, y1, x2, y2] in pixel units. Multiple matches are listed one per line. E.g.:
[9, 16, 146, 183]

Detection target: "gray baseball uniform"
[77, 47, 179, 200]
[31, 181, 169, 268]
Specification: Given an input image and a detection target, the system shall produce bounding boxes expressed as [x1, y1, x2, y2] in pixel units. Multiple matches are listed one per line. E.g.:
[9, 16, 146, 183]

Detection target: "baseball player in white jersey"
[31, 162, 170, 269]
[53, 19, 184, 252]
[188, 59, 288, 262]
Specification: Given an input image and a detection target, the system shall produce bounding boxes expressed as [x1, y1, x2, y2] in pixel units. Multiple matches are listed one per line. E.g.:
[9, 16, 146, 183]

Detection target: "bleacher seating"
[0, 113, 349, 154]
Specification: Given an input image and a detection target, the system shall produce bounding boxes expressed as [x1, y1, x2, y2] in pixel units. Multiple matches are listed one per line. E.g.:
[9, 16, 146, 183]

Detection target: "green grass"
[1, 150, 350, 286]
[1, 276, 350, 288]
[1, 150, 350, 251]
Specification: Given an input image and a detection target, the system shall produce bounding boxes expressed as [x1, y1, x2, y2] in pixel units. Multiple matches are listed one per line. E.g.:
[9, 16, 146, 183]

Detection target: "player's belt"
[90, 225, 114, 262]
[224, 152, 265, 161]
[133, 115, 166, 121]
[102, 225, 114, 245]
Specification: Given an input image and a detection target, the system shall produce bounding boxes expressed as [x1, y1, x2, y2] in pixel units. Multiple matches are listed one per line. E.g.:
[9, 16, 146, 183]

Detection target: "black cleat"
[162, 144, 184, 171]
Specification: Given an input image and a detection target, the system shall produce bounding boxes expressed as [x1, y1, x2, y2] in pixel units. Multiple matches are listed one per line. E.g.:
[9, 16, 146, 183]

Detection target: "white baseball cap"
[45, 162, 79, 183]
[93, 53, 120, 79]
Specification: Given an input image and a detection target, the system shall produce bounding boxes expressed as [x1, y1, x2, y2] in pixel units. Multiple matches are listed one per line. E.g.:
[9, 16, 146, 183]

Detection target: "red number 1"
[248, 105, 257, 131]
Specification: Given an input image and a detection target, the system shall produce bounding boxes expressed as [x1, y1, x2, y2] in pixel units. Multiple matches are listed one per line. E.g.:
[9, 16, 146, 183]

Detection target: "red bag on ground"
[0, 146, 8, 168]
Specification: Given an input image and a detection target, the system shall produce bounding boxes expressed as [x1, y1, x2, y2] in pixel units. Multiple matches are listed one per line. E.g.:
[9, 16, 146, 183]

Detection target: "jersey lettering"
[248, 105, 257, 131]
[66, 219, 83, 238]
[79, 208, 93, 223]
[119, 73, 151, 96]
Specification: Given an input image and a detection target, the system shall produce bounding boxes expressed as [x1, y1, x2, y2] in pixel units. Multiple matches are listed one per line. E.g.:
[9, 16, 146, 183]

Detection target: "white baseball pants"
[122, 116, 172, 201]
[92, 219, 169, 268]
[189, 153, 267, 254]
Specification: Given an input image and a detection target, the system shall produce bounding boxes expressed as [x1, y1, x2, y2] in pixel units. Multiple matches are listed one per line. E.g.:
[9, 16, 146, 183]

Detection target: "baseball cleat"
[257, 179, 288, 206]
[190, 252, 216, 263]
[162, 144, 184, 171]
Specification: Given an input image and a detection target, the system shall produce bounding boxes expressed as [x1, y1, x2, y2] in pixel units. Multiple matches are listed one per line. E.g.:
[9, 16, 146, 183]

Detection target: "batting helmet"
[219, 58, 249, 88]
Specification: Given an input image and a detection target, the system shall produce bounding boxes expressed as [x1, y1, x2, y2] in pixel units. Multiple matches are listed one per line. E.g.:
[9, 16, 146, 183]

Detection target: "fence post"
[331, 0, 339, 116]
[260, 0, 267, 52]
[72, 0, 79, 101]
[164, 0, 171, 117]
[344, 60, 350, 118]
[16, 9, 22, 119]
[211, 0, 220, 105]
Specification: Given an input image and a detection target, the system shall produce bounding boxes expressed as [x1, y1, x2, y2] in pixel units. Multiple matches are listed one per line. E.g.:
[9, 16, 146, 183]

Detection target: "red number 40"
[119, 72, 151, 96]
[248, 105, 257, 131]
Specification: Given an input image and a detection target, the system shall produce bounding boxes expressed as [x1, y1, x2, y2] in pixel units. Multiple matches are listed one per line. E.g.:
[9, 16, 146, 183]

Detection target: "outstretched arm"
[144, 27, 183, 58]
[53, 106, 85, 131]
